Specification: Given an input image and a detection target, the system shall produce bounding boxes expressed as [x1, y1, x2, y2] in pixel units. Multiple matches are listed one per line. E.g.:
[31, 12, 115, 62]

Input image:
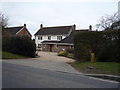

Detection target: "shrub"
[58, 51, 66, 56]
[74, 30, 119, 62]
[2, 36, 36, 57]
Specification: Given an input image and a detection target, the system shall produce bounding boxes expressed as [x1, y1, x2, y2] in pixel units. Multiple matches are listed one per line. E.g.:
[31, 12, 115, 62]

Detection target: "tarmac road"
[2, 61, 119, 88]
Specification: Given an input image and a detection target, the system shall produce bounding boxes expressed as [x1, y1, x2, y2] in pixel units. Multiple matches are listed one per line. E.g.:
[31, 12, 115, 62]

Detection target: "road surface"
[2, 61, 119, 88]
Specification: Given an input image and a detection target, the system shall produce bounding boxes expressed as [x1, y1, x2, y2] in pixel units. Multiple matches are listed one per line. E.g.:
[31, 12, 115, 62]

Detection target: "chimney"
[73, 24, 76, 30]
[40, 24, 43, 29]
[89, 25, 92, 31]
[24, 24, 26, 27]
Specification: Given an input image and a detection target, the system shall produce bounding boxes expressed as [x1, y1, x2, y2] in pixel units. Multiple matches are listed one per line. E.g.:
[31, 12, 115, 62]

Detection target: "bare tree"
[96, 12, 118, 30]
[0, 12, 9, 29]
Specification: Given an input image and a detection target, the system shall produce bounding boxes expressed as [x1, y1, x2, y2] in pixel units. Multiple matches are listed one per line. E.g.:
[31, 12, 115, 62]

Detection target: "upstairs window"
[38, 36, 42, 40]
[48, 36, 51, 40]
[57, 36, 62, 40]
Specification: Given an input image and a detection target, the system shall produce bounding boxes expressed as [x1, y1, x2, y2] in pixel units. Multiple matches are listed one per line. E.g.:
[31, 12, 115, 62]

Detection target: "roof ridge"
[5, 26, 24, 29]
[42, 25, 73, 29]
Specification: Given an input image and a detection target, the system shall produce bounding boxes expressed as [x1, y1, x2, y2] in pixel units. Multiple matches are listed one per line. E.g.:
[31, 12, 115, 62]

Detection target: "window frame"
[38, 36, 42, 40]
[48, 36, 51, 40]
[57, 36, 62, 40]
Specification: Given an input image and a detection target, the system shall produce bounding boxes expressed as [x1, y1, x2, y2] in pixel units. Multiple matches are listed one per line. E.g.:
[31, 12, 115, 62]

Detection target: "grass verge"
[1, 52, 26, 59]
[69, 61, 120, 76]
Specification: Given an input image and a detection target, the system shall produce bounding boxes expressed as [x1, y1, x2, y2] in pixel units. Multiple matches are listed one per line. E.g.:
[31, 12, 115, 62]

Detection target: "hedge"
[74, 30, 119, 62]
[2, 36, 36, 57]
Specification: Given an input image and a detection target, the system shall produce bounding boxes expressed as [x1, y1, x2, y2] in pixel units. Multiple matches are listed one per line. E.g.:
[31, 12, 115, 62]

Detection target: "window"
[38, 36, 42, 40]
[70, 45, 74, 49]
[57, 36, 62, 40]
[48, 36, 51, 40]
[38, 44, 41, 48]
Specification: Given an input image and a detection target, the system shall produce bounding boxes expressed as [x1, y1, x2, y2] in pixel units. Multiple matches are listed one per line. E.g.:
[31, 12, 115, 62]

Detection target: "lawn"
[69, 61, 120, 76]
[1, 52, 26, 59]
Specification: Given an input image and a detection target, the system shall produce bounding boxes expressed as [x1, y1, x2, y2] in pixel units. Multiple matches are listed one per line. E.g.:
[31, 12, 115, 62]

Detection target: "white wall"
[35, 35, 66, 47]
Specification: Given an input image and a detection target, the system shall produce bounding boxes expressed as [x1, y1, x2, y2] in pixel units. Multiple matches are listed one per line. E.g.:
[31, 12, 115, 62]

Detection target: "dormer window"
[38, 36, 42, 40]
[57, 36, 62, 40]
[48, 36, 51, 40]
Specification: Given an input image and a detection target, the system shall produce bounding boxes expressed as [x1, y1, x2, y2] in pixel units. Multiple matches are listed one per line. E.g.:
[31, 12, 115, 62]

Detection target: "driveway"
[3, 51, 80, 74]
[37, 51, 75, 62]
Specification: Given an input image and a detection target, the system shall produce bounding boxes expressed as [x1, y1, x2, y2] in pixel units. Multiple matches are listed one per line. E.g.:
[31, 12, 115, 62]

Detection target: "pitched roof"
[35, 25, 73, 35]
[59, 31, 74, 44]
[59, 30, 90, 44]
[2, 26, 24, 36]
[2, 25, 32, 38]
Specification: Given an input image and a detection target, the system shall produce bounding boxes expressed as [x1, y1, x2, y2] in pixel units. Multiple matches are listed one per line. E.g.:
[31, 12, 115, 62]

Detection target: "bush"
[74, 30, 119, 62]
[2, 36, 36, 57]
[58, 51, 66, 56]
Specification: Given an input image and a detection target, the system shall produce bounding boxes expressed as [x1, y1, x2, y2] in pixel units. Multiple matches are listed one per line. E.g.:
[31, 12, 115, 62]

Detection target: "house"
[34, 24, 75, 52]
[35, 24, 92, 52]
[2, 24, 32, 38]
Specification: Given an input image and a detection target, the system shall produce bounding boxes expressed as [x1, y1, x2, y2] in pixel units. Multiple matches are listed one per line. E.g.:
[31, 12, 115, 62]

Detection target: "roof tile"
[35, 25, 73, 35]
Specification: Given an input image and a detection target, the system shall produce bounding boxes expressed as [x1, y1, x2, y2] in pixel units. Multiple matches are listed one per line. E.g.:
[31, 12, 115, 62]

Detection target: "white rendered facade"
[35, 35, 66, 47]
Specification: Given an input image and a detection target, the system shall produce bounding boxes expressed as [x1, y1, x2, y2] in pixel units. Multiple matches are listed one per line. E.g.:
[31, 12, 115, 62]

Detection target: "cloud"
[1, 0, 119, 3]
[1, 1, 118, 38]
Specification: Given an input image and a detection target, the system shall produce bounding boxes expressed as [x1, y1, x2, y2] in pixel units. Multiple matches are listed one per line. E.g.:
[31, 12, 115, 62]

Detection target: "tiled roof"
[34, 25, 73, 35]
[2, 26, 24, 36]
[59, 30, 90, 44]
[59, 31, 74, 44]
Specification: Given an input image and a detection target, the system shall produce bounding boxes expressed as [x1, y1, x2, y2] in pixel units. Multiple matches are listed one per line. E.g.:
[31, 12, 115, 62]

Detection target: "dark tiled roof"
[59, 30, 89, 44]
[59, 31, 74, 44]
[2, 26, 24, 36]
[35, 26, 73, 35]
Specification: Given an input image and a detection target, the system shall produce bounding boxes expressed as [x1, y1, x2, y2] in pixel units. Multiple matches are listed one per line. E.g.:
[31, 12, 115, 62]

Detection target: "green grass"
[1, 52, 26, 59]
[69, 61, 120, 75]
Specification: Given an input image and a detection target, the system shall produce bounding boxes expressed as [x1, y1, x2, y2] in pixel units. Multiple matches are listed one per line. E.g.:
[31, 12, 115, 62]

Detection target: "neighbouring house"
[34, 24, 76, 52]
[2, 24, 32, 38]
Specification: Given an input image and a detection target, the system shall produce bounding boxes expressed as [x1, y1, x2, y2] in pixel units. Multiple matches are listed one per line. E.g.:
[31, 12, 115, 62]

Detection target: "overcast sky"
[0, 0, 119, 38]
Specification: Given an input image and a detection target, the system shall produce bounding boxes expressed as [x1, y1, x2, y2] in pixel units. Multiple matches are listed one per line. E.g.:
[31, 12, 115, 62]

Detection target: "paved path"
[3, 51, 80, 74]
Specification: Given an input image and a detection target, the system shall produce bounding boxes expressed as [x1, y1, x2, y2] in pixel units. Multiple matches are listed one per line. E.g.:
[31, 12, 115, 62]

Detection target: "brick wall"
[41, 44, 71, 52]
[16, 28, 32, 38]
[57, 45, 70, 52]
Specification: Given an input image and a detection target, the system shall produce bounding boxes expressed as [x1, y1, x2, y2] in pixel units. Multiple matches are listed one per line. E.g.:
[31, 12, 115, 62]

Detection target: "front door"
[50, 44, 53, 52]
